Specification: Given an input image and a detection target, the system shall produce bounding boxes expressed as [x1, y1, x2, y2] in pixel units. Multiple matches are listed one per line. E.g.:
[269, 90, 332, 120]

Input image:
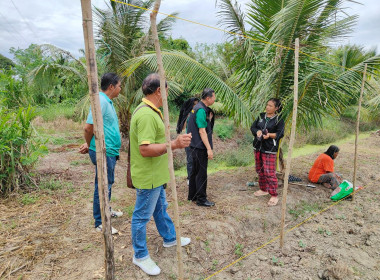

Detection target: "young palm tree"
[94, 0, 181, 136]
[216, 0, 380, 128]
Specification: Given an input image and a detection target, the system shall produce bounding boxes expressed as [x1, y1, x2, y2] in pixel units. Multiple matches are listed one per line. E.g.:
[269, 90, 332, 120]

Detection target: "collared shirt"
[86, 92, 121, 157]
[129, 98, 169, 189]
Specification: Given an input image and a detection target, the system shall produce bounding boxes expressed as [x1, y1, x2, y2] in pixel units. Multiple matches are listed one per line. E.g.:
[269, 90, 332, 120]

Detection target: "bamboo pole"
[280, 38, 299, 249]
[150, 1, 184, 279]
[80, 1, 114, 279]
[352, 63, 367, 201]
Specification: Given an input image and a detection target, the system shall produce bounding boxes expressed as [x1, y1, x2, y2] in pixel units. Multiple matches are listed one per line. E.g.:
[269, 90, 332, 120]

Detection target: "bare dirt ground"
[1, 118, 379, 280]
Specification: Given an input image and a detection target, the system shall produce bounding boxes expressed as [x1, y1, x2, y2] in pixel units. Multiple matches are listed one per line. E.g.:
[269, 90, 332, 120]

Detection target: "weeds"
[272, 256, 284, 266]
[214, 119, 234, 140]
[211, 260, 219, 271]
[298, 240, 306, 248]
[204, 240, 211, 253]
[234, 243, 244, 257]
[0, 103, 48, 195]
[36, 104, 76, 122]
[318, 227, 332, 236]
[288, 200, 325, 219]
[39, 179, 63, 191]
[20, 193, 39, 205]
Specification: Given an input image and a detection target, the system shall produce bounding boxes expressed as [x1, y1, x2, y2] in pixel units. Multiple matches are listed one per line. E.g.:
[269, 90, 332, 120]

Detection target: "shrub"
[0, 103, 48, 195]
[214, 119, 234, 140]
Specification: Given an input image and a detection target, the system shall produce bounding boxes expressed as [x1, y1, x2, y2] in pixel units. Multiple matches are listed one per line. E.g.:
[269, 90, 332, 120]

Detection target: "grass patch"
[20, 193, 39, 205]
[288, 200, 325, 219]
[36, 104, 76, 122]
[70, 158, 91, 166]
[221, 147, 253, 167]
[49, 136, 79, 146]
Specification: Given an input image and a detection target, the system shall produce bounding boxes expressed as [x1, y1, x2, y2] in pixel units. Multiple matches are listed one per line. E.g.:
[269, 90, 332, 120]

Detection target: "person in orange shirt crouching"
[308, 145, 342, 190]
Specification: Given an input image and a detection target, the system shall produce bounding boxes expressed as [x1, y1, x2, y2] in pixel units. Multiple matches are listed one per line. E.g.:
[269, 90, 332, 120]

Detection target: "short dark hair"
[142, 73, 167, 95]
[325, 145, 340, 159]
[267, 98, 282, 113]
[100, 73, 120, 91]
[201, 88, 215, 100]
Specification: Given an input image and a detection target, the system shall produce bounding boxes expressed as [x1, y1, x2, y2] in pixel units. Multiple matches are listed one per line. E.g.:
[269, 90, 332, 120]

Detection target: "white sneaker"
[95, 225, 118, 235]
[163, 237, 191, 248]
[187, 180, 189, 186]
[133, 256, 161, 276]
[111, 209, 123, 218]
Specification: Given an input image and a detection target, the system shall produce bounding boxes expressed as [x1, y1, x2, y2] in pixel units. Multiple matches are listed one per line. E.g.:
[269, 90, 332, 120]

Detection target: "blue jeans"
[89, 149, 117, 228]
[131, 186, 176, 259]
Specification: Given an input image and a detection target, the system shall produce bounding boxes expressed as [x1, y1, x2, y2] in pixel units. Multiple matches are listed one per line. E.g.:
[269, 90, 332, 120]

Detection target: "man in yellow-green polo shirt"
[129, 73, 192, 276]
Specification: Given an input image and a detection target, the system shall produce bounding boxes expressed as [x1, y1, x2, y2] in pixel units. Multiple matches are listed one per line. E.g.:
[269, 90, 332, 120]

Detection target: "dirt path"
[0, 120, 379, 280]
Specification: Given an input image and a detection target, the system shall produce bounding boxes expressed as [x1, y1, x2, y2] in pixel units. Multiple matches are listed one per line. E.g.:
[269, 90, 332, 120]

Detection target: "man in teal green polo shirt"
[79, 72, 123, 234]
[130, 73, 192, 276]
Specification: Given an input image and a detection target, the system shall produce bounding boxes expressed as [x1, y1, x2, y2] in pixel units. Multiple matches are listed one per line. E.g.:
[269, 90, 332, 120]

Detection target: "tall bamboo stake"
[80, 1, 114, 279]
[150, 1, 184, 279]
[280, 38, 299, 249]
[352, 63, 367, 200]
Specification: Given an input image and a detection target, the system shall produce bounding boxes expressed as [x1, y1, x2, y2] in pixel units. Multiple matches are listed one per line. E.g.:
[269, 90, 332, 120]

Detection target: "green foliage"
[216, 0, 380, 129]
[234, 243, 244, 257]
[211, 260, 219, 271]
[214, 119, 235, 139]
[0, 69, 31, 109]
[298, 240, 306, 248]
[0, 103, 48, 195]
[39, 179, 63, 191]
[0, 54, 15, 69]
[36, 104, 76, 122]
[161, 37, 191, 54]
[20, 193, 39, 205]
[193, 42, 238, 81]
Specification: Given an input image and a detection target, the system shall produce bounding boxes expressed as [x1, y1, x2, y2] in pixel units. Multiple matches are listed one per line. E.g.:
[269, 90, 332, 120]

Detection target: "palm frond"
[119, 51, 254, 126]
[216, 0, 246, 39]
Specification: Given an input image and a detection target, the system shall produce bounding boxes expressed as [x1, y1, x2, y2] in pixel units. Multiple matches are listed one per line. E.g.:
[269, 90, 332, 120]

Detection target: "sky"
[0, 0, 379, 59]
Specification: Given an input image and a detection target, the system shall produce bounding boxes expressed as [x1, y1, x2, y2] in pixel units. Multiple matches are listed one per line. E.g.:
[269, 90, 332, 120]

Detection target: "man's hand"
[257, 130, 262, 138]
[79, 143, 89, 154]
[172, 133, 192, 150]
[263, 134, 270, 140]
[207, 149, 214, 160]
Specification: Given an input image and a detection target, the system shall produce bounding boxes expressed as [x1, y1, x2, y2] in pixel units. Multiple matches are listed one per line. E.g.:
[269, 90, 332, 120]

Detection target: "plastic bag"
[330, 180, 354, 201]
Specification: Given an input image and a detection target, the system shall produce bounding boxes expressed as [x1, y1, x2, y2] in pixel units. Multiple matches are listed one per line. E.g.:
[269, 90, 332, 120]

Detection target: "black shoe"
[196, 200, 215, 207]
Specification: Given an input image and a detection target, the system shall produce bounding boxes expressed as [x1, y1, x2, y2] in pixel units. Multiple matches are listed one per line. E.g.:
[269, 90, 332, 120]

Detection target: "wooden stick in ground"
[352, 63, 367, 201]
[80, 1, 115, 279]
[280, 38, 300, 249]
[150, 1, 184, 279]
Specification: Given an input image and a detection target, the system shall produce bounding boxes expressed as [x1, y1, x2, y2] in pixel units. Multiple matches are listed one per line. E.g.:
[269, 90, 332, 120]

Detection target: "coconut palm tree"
[216, 0, 380, 128]
[94, 0, 184, 136]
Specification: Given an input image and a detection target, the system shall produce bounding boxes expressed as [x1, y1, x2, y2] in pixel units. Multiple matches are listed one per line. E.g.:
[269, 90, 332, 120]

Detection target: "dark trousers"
[185, 146, 193, 180]
[188, 148, 208, 203]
